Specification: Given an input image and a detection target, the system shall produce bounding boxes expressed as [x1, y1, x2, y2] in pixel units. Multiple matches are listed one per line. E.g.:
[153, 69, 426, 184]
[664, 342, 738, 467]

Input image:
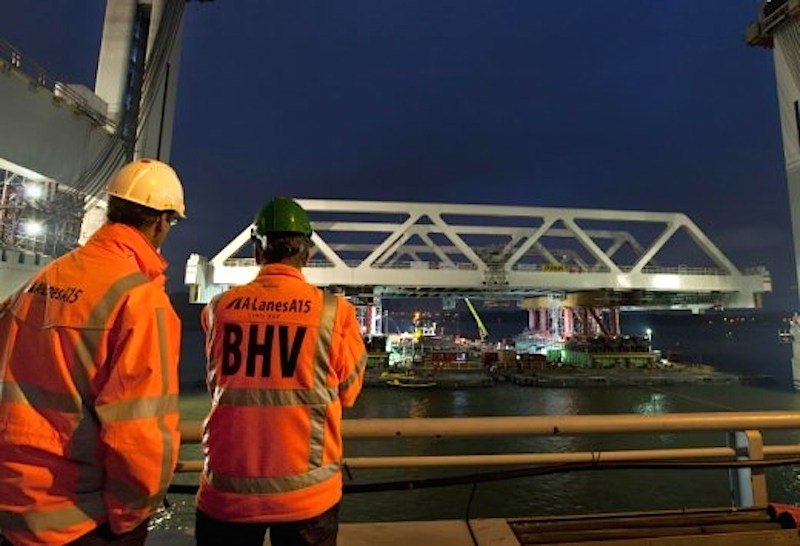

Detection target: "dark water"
[161, 311, 800, 529]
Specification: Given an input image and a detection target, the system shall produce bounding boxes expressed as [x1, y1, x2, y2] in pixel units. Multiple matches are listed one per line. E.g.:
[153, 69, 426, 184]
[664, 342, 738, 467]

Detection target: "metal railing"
[221, 258, 741, 277]
[0, 37, 117, 129]
[176, 411, 800, 508]
[222, 257, 483, 270]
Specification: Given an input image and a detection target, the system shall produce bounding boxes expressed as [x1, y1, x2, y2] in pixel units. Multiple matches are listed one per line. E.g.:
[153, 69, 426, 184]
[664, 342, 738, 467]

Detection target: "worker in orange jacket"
[0, 159, 186, 545]
[195, 197, 367, 546]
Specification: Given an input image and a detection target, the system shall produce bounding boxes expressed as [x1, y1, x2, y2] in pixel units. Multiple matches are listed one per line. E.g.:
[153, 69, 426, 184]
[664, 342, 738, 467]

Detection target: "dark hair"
[107, 196, 162, 228]
[263, 233, 312, 263]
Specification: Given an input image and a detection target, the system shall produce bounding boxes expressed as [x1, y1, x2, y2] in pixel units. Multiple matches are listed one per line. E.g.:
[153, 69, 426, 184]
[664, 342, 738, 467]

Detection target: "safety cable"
[464, 483, 479, 546]
[165, 456, 800, 496]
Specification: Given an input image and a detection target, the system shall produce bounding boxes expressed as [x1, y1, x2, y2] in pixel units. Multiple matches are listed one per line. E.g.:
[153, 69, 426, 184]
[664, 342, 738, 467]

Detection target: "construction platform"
[147, 507, 800, 545]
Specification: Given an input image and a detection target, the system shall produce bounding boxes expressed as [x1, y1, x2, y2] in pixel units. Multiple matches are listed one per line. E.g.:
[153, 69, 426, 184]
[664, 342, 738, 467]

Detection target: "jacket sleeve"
[201, 295, 222, 394]
[94, 286, 181, 534]
[334, 300, 367, 408]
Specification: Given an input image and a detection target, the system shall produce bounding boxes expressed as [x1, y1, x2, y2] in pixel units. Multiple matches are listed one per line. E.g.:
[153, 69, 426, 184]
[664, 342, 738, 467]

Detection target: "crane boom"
[464, 298, 489, 342]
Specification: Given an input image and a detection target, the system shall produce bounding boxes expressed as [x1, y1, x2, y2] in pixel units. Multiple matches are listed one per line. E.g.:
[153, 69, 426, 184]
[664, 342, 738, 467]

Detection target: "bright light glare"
[23, 220, 44, 236]
[645, 328, 652, 337]
[24, 184, 44, 200]
[652, 274, 680, 290]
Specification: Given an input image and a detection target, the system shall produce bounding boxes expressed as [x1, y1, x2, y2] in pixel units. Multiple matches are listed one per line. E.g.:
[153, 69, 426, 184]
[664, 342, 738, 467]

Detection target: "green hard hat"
[254, 197, 312, 236]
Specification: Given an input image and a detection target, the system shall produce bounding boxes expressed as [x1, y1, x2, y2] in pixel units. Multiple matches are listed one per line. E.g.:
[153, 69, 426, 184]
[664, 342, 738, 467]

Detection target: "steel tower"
[748, 0, 800, 388]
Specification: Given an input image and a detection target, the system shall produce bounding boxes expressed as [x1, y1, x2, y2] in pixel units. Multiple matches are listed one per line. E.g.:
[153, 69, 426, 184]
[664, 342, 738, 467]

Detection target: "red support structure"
[563, 307, 574, 338]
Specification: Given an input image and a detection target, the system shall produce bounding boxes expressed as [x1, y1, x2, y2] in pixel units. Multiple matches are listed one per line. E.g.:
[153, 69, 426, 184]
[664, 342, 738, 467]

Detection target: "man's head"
[105, 159, 186, 249]
[252, 197, 313, 268]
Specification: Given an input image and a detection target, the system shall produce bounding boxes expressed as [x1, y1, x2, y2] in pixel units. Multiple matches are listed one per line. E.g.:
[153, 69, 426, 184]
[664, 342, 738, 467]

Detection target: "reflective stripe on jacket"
[197, 263, 367, 523]
[0, 223, 181, 545]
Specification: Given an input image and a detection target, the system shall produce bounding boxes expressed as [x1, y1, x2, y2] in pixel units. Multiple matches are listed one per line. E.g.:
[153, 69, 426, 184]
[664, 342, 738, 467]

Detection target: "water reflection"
[635, 392, 668, 414]
[408, 397, 430, 418]
[450, 390, 467, 417]
[541, 389, 578, 415]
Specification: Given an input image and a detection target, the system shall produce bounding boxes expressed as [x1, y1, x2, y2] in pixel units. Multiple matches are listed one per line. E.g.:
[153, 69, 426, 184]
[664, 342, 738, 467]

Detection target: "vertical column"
[548, 294, 563, 339]
[563, 307, 574, 339]
[727, 430, 767, 507]
[354, 305, 368, 336]
[370, 298, 383, 337]
[94, 0, 138, 123]
[790, 314, 800, 388]
[95, 0, 185, 161]
[136, 0, 185, 161]
[611, 307, 621, 337]
[540, 308, 548, 337]
[579, 307, 588, 337]
[771, 22, 800, 389]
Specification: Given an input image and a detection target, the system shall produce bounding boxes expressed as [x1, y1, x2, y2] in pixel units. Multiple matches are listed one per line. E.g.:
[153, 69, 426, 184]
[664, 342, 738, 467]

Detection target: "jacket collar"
[88, 223, 167, 280]
[259, 263, 306, 281]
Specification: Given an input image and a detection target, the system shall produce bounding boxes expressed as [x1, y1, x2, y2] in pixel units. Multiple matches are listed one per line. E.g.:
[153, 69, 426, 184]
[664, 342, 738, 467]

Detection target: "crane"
[464, 298, 489, 343]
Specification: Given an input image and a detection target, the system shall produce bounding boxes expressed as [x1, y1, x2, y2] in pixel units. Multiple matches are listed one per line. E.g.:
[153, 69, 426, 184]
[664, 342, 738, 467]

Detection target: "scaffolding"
[0, 169, 84, 256]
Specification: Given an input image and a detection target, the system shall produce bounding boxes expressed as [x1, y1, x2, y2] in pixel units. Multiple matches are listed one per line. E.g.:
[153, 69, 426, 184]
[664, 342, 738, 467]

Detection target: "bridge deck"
[147, 507, 800, 545]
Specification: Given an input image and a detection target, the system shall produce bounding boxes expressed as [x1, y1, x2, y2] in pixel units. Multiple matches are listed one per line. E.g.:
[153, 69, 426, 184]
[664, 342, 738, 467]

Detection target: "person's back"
[0, 159, 186, 545]
[196, 197, 367, 546]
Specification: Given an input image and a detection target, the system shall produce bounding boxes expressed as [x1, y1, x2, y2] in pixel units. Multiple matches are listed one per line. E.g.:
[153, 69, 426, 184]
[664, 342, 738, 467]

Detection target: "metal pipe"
[175, 444, 800, 473]
[179, 412, 800, 443]
[344, 447, 743, 469]
[176, 460, 203, 472]
[763, 445, 800, 456]
[175, 413, 800, 508]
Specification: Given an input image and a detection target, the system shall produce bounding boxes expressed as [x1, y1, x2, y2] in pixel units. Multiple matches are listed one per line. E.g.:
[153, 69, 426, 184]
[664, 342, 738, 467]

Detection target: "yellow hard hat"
[106, 158, 186, 218]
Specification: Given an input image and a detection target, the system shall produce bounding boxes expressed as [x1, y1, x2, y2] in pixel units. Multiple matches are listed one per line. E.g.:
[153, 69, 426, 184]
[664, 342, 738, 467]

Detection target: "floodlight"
[23, 220, 44, 236]
[24, 184, 44, 200]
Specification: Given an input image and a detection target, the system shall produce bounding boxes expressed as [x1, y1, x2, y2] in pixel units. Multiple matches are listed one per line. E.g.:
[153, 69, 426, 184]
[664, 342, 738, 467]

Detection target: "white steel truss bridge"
[185, 199, 771, 310]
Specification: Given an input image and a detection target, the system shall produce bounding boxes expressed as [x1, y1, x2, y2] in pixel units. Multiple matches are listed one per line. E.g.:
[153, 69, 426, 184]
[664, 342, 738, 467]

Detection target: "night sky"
[3, 2, 794, 309]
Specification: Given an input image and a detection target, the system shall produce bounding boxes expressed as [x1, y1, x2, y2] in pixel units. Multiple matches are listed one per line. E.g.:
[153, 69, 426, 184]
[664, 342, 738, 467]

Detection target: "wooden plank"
[509, 507, 767, 528]
[470, 519, 522, 546]
[517, 522, 780, 544]
[511, 510, 771, 534]
[525, 529, 800, 546]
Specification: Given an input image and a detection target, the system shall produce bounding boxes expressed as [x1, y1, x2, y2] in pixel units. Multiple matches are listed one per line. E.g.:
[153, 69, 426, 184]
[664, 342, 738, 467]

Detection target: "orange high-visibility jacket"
[0, 223, 181, 545]
[197, 263, 367, 523]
